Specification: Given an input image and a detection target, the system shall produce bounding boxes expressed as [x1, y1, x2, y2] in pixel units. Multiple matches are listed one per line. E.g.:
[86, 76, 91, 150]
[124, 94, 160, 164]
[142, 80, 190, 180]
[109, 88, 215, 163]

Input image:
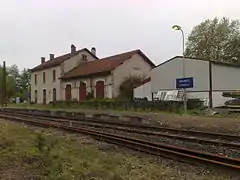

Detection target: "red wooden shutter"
[53, 70, 56, 82]
[43, 72, 46, 83]
[34, 74, 37, 85]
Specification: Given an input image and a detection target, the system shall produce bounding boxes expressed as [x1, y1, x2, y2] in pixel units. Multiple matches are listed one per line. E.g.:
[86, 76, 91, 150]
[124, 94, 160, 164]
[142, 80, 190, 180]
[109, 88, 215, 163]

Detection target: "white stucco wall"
[151, 57, 209, 93]
[134, 81, 152, 101]
[63, 50, 97, 74]
[31, 66, 61, 104]
[113, 53, 153, 97]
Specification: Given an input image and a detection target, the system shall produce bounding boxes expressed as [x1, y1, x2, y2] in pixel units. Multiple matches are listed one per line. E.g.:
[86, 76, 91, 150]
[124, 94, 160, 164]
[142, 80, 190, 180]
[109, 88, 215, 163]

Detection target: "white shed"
[151, 56, 240, 107]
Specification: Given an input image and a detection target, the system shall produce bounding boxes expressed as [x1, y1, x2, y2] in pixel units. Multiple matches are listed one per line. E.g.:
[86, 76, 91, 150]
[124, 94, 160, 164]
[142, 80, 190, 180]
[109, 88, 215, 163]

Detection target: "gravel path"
[77, 124, 240, 159]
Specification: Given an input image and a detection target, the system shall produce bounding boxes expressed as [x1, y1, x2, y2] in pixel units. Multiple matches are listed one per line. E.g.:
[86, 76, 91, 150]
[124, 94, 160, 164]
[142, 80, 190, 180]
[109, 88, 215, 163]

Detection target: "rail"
[0, 110, 240, 150]
[0, 112, 240, 172]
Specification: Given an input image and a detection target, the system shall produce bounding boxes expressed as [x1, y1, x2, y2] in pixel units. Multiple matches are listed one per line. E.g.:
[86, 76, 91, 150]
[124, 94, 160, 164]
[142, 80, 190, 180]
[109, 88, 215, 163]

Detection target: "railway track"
[0, 110, 240, 150]
[0, 112, 240, 172]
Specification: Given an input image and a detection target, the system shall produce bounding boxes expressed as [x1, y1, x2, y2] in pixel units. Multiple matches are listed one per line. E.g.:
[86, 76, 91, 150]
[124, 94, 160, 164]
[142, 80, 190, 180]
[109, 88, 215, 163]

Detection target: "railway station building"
[30, 44, 155, 104]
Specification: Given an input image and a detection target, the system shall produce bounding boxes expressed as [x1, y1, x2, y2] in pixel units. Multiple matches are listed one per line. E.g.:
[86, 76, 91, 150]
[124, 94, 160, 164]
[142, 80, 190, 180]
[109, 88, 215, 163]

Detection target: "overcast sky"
[0, 0, 239, 69]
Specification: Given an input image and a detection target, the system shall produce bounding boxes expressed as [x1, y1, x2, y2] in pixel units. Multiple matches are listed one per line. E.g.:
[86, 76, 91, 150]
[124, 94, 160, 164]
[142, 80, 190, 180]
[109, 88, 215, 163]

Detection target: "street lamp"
[172, 25, 187, 111]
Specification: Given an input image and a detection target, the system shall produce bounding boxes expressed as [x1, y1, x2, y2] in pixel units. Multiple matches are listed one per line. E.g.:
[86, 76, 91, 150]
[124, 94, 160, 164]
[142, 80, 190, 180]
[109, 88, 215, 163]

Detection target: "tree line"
[185, 17, 240, 62]
[0, 64, 31, 102]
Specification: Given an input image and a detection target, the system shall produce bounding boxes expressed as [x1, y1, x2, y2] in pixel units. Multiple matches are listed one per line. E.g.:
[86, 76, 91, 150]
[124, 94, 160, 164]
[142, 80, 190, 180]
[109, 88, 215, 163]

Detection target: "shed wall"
[151, 57, 209, 93]
[134, 81, 152, 101]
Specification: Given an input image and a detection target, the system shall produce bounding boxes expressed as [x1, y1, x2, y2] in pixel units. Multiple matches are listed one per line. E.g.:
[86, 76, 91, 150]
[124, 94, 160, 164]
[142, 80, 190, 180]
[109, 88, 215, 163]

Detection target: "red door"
[53, 88, 56, 103]
[43, 89, 46, 105]
[79, 82, 86, 101]
[34, 90, 38, 104]
[65, 84, 72, 101]
[96, 81, 104, 99]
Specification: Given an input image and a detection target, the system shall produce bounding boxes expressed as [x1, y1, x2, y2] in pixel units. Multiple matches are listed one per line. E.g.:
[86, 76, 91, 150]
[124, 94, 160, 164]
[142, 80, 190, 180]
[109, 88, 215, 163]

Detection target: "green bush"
[54, 99, 203, 112]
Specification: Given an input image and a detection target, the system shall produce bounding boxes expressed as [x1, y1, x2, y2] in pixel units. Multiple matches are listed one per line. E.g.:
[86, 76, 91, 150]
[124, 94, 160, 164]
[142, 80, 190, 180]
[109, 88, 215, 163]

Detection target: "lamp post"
[172, 25, 187, 111]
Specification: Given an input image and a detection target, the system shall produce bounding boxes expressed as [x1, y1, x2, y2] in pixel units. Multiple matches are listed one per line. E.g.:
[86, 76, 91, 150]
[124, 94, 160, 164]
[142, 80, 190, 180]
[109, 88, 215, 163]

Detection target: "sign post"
[2, 61, 7, 107]
[176, 77, 194, 110]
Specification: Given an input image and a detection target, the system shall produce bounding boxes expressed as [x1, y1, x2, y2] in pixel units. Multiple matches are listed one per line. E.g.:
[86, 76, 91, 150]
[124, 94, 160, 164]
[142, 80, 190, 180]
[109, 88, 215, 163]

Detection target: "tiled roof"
[31, 48, 98, 72]
[134, 77, 151, 88]
[60, 49, 156, 80]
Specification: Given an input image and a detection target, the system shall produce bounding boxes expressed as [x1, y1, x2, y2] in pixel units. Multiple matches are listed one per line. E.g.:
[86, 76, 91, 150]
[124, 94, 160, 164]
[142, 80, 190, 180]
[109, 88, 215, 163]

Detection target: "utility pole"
[2, 61, 7, 107]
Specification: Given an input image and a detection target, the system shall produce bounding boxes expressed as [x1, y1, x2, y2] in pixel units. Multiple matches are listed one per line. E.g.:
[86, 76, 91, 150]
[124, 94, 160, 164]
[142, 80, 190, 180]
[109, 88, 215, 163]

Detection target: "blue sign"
[176, 77, 194, 89]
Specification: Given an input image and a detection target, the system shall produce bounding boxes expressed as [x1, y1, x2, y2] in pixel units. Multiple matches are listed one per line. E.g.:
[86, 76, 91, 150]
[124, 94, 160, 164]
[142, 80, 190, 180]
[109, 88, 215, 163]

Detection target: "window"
[53, 70, 56, 82]
[82, 54, 87, 60]
[65, 84, 72, 101]
[43, 89, 46, 104]
[34, 74, 37, 85]
[43, 72, 46, 83]
[34, 90, 37, 103]
[53, 88, 56, 102]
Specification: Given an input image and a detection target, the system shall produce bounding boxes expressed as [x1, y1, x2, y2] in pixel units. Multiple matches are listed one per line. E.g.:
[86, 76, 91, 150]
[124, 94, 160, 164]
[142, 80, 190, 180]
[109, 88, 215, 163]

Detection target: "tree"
[16, 68, 31, 100]
[0, 66, 17, 100]
[18, 68, 31, 92]
[0, 64, 31, 102]
[7, 64, 20, 79]
[7, 64, 21, 91]
[185, 17, 240, 63]
[118, 76, 145, 101]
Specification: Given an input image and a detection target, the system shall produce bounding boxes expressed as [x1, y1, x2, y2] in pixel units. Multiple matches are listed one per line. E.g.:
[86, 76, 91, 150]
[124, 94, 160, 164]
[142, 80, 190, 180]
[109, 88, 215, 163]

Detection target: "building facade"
[31, 46, 155, 104]
[60, 50, 155, 101]
[151, 56, 240, 107]
[31, 45, 98, 104]
[134, 56, 240, 107]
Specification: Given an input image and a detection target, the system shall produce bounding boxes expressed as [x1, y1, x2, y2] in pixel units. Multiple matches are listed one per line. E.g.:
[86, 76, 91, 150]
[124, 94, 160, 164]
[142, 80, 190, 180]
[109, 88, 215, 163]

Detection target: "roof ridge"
[100, 49, 139, 60]
[59, 50, 139, 78]
[44, 48, 85, 62]
[31, 47, 98, 72]
[60, 49, 155, 80]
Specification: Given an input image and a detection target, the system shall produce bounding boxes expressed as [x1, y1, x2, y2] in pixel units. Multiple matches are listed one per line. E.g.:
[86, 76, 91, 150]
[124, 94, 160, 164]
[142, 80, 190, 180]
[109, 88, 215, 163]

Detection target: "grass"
[0, 120, 232, 180]
[7, 103, 57, 110]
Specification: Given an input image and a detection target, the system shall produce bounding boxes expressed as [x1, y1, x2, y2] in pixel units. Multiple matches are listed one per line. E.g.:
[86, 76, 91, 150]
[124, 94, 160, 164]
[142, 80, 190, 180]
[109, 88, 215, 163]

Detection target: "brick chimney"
[41, 57, 45, 64]
[91, 47, 96, 56]
[50, 54, 54, 60]
[71, 44, 76, 53]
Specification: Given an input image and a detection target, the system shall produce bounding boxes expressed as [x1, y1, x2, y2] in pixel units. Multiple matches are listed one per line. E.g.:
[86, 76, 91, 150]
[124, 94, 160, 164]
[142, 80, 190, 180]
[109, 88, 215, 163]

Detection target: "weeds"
[35, 133, 57, 157]
[0, 121, 232, 180]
